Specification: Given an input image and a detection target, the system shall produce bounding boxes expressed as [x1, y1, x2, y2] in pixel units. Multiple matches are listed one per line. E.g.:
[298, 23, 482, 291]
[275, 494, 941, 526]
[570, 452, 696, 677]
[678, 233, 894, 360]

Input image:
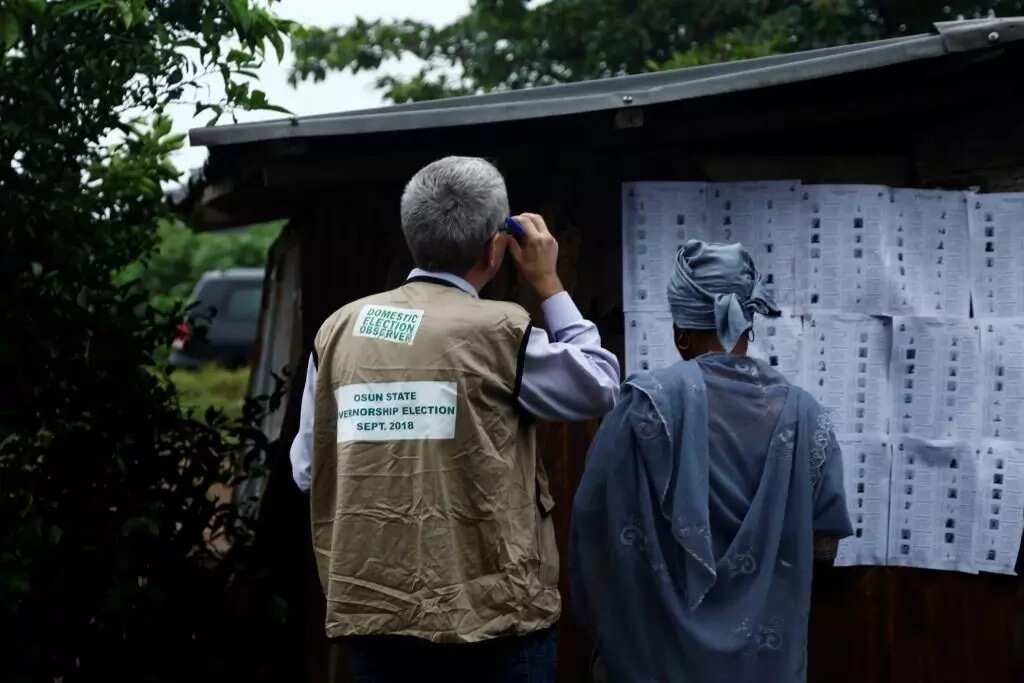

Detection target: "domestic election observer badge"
[336, 381, 458, 442]
[353, 304, 424, 345]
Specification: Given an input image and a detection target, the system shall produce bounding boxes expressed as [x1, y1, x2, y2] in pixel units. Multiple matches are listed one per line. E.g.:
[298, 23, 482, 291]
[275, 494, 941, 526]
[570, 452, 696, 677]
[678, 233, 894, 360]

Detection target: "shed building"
[179, 17, 1024, 682]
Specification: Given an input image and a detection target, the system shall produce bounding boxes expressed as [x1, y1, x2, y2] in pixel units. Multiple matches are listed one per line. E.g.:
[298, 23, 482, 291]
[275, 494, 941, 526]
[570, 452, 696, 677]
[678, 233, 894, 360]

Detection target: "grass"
[171, 364, 250, 420]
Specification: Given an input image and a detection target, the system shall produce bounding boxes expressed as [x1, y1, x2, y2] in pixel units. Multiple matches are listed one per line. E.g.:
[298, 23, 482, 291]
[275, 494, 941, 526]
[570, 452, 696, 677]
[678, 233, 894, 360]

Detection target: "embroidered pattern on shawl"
[810, 411, 834, 491]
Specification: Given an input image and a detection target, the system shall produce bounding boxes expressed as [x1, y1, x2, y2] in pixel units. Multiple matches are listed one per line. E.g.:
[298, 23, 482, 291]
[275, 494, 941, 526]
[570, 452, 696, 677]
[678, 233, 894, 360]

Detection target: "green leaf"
[53, 0, 104, 16]
[139, 178, 159, 196]
[0, 12, 20, 49]
[117, 1, 133, 28]
[194, 102, 222, 118]
[248, 89, 268, 106]
[22, 0, 46, 18]
[154, 117, 172, 138]
[227, 48, 253, 65]
[224, 0, 251, 33]
[269, 30, 285, 62]
[163, 133, 186, 151]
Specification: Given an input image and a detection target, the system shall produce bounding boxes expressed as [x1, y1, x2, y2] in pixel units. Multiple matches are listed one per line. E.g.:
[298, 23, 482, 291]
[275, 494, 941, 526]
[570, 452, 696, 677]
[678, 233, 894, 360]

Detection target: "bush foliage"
[0, 2, 291, 680]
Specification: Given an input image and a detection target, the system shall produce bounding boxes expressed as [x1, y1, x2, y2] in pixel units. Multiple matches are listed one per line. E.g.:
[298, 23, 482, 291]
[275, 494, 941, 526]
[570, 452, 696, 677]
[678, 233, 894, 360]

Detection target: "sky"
[169, 0, 472, 173]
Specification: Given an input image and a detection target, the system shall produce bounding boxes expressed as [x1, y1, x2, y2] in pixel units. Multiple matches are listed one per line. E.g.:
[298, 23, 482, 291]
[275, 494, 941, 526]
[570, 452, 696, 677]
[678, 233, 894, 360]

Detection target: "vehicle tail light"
[172, 322, 191, 351]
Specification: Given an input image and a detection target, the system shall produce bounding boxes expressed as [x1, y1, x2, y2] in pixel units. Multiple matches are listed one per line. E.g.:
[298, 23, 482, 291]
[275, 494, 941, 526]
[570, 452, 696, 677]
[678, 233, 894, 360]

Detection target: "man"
[571, 240, 851, 683]
[289, 156, 620, 682]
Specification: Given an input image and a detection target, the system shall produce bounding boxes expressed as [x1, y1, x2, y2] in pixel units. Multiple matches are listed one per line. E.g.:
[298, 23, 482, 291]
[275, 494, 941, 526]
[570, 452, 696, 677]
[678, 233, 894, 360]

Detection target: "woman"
[571, 240, 852, 683]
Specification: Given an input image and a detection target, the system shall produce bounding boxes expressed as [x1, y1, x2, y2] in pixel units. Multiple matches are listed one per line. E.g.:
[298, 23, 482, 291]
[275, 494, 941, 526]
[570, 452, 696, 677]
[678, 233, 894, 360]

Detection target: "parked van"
[170, 268, 263, 369]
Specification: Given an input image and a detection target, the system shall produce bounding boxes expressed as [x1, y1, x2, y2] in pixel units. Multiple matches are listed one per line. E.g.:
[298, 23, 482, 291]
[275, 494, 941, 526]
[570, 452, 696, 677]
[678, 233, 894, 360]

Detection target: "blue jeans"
[345, 627, 557, 683]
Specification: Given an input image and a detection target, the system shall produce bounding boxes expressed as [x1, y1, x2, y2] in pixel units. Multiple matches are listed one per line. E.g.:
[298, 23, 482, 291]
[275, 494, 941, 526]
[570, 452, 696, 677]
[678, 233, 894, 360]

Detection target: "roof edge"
[935, 16, 1024, 51]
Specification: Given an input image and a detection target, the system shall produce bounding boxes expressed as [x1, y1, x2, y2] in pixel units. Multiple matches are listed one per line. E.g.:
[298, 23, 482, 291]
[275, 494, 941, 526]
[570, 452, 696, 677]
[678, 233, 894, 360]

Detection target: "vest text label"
[336, 381, 457, 442]
[353, 305, 425, 345]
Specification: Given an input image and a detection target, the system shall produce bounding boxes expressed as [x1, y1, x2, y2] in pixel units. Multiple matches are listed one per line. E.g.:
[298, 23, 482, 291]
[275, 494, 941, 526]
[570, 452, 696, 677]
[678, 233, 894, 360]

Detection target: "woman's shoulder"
[626, 359, 701, 389]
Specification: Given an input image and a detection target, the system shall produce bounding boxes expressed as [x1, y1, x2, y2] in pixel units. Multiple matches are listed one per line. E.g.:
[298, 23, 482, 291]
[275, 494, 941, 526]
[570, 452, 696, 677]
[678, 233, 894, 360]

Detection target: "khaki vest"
[310, 279, 560, 643]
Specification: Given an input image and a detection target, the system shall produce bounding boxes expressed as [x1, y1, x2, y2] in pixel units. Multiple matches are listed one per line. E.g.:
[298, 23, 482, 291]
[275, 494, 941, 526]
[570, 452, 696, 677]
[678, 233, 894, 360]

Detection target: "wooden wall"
[277, 139, 1024, 682]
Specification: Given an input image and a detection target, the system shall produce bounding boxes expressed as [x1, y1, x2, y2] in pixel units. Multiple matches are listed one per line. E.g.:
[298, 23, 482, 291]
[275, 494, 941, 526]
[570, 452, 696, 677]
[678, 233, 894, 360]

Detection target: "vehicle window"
[188, 281, 226, 323]
[223, 286, 262, 321]
[192, 280, 222, 306]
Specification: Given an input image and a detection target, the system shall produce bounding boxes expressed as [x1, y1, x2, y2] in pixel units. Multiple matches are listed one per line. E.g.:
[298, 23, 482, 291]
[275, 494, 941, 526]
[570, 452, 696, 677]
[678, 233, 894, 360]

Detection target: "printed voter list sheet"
[797, 185, 891, 314]
[969, 193, 1024, 317]
[890, 318, 983, 441]
[970, 440, 1019, 573]
[801, 313, 891, 435]
[887, 189, 971, 318]
[973, 440, 1024, 575]
[980, 319, 1024, 441]
[835, 435, 892, 567]
[705, 181, 802, 306]
[887, 436, 978, 573]
[747, 309, 804, 386]
[624, 311, 680, 377]
[622, 182, 708, 311]
[706, 182, 759, 246]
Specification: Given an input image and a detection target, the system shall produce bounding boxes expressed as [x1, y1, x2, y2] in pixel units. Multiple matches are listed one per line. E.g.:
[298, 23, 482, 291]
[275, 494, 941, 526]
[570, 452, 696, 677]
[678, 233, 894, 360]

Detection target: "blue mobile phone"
[503, 216, 526, 241]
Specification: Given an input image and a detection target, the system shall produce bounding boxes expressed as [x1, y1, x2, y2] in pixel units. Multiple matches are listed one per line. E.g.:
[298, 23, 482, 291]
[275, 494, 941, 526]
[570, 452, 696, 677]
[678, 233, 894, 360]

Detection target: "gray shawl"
[570, 354, 851, 682]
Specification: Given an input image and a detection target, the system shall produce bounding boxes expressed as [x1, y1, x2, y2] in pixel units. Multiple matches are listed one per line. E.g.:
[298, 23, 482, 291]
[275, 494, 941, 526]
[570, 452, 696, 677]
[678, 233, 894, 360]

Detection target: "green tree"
[0, 2, 291, 680]
[290, 0, 1023, 103]
[124, 219, 283, 312]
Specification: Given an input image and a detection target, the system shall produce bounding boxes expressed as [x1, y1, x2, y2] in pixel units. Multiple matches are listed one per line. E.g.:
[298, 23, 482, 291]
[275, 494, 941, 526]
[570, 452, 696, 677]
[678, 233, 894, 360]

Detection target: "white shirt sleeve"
[518, 291, 621, 421]
[289, 353, 316, 492]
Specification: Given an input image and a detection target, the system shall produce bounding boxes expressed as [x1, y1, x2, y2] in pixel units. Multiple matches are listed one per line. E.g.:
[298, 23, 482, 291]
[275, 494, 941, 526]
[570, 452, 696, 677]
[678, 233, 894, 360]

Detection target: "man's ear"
[486, 233, 507, 272]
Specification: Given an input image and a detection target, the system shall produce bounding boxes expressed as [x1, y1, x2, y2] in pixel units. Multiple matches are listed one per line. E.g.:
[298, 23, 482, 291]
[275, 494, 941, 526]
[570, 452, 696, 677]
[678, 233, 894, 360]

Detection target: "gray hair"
[400, 156, 509, 273]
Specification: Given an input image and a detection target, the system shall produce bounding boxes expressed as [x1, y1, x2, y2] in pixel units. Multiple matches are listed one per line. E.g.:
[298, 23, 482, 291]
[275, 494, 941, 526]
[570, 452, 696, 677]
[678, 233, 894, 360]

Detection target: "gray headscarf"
[667, 240, 781, 352]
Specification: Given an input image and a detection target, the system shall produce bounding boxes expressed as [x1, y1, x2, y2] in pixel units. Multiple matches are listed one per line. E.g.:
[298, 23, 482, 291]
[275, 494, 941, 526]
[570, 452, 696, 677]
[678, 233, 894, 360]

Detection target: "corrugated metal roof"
[189, 17, 1024, 149]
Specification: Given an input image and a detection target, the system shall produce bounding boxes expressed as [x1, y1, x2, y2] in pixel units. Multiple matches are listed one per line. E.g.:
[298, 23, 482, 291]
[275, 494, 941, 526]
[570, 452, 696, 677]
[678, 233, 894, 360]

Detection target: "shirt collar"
[407, 268, 478, 298]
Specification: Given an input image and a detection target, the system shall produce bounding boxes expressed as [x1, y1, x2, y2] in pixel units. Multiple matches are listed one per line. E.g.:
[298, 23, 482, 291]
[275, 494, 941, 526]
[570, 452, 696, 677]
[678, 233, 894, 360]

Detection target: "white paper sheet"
[797, 185, 892, 314]
[801, 313, 891, 435]
[623, 311, 680, 377]
[705, 181, 802, 306]
[968, 193, 1024, 318]
[835, 435, 893, 567]
[621, 182, 708, 311]
[972, 440, 1024, 575]
[887, 189, 971, 318]
[980, 319, 1024, 441]
[747, 309, 804, 385]
[890, 318, 983, 441]
[887, 436, 978, 573]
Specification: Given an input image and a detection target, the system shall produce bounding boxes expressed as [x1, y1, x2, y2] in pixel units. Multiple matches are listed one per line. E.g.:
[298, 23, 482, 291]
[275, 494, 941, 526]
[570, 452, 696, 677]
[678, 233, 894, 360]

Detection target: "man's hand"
[506, 213, 565, 300]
